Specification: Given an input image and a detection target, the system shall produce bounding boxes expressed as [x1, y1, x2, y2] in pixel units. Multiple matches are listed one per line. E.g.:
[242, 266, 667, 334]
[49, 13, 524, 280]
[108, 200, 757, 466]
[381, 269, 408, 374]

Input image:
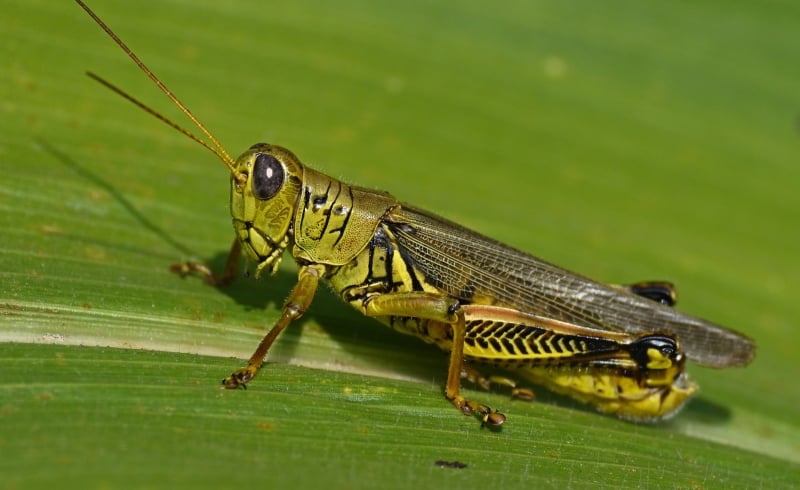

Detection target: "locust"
[76, 0, 755, 426]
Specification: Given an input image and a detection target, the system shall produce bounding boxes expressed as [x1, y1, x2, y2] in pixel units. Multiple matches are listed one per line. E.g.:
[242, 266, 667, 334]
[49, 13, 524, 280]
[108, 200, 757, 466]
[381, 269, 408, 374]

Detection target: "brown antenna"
[75, 0, 242, 182]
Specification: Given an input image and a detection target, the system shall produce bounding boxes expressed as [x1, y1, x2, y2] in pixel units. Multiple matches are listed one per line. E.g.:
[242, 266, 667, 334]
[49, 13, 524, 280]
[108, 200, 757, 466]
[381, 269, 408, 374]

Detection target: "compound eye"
[252, 153, 285, 200]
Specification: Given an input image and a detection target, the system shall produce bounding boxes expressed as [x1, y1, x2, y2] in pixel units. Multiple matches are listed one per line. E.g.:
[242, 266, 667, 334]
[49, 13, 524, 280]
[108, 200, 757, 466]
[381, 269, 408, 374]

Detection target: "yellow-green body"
[224, 143, 749, 422]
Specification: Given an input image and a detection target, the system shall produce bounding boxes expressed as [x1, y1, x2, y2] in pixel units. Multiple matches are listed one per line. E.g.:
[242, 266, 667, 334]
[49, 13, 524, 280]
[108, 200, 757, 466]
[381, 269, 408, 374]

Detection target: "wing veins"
[387, 205, 754, 367]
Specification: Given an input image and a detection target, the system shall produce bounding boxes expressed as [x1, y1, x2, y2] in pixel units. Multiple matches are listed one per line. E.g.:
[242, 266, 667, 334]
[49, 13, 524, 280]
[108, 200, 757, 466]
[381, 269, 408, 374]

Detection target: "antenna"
[75, 0, 243, 182]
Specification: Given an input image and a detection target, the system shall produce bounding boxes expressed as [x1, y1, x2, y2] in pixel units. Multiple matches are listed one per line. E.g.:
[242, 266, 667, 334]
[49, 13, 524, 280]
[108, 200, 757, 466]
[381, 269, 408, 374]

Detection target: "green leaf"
[2, 0, 798, 488]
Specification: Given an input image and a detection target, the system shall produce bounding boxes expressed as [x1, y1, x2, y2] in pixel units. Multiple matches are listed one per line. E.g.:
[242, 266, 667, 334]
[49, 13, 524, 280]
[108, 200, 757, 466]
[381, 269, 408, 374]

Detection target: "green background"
[2, 0, 798, 488]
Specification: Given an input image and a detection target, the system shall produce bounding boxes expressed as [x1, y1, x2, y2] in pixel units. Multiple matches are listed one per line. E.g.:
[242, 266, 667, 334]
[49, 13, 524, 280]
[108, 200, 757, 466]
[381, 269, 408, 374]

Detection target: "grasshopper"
[77, 0, 755, 426]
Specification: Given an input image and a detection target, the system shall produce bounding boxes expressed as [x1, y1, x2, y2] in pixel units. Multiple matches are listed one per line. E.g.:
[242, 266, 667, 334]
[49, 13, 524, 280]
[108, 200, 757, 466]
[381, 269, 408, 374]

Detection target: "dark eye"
[252, 153, 285, 200]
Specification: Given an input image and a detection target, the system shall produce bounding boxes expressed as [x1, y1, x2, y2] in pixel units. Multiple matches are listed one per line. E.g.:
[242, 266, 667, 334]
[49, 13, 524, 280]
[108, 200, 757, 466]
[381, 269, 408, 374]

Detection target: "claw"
[453, 397, 505, 428]
[482, 411, 506, 428]
[468, 401, 505, 428]
[511, 387, 535, 401]
[222, 368, 254, 389]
